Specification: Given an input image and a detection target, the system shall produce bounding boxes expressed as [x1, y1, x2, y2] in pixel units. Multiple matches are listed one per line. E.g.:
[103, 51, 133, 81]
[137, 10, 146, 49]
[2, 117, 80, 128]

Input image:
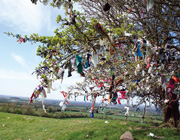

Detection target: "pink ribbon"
[117, 92, 127, 105]
[117, 97, 121, 105]
[98, 83, 103, 87]
[119, 43, 124, 51]
[18, 38, 24, 44]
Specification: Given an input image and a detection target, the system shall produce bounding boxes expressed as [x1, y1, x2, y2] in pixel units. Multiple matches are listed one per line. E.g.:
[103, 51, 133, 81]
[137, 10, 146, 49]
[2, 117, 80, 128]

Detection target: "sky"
[0, 0, 130, 106]
[0, 0, 86, 101]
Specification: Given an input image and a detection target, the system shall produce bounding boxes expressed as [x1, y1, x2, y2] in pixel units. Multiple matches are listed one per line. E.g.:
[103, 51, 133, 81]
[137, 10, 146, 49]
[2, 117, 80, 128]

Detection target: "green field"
[0, 112, 180, 140]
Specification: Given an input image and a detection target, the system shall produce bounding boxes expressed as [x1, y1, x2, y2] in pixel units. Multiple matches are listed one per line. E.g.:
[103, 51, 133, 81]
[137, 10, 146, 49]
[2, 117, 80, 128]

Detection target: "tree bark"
[163, 99, 179, 127]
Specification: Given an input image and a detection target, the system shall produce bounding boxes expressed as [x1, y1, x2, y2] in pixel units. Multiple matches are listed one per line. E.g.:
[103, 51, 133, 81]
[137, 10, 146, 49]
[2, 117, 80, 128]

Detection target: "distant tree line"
[0, 102, 89, 119]
[0, 102, 119, 120]
[0, 100, 165, 122]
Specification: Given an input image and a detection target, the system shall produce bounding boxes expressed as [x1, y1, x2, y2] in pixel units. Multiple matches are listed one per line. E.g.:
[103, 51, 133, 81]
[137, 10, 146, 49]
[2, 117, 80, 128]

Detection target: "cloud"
[0, 0, 84, 35]
[62, 71, 85, 85]
[73, 2, 84, 13]
[0, 69, 36, 80]
[0, 69, 86, 101]
[0, 0, 53, 34]
[11, 53, 26, 66]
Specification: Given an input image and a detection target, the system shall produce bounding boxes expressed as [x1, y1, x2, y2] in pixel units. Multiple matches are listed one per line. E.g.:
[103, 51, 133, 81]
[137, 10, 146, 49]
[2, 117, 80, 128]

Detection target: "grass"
[0, 112, 180, 140]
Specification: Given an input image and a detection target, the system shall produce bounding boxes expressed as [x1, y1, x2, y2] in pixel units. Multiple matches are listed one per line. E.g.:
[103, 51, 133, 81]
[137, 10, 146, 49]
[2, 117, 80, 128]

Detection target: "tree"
[80, 0, 180, 127]
[10, 102, 18, 113]
[5, 0, 180, 127]
[80, 0, 180, 46]
[1, 103, 10, 113]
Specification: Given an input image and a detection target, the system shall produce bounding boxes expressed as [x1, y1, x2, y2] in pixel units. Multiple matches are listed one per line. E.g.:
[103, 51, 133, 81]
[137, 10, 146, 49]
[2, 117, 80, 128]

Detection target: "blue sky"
[0, 0, 87, 102]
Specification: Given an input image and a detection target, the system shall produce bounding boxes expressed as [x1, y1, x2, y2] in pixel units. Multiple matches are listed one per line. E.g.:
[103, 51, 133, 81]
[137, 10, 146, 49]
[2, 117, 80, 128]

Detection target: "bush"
[26, 107, 35, 115]
[15, 109, 22, 114]
[55, 112, 63, 119]
[1, 103, 10, 113]
[47, 106, 57, 113]
[32, 112, 40, 116]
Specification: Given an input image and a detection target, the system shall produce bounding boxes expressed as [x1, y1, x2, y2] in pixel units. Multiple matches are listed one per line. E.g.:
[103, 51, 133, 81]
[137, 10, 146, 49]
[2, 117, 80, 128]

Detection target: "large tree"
[80, 0, 180, 126]
[5, 0, 180, 126]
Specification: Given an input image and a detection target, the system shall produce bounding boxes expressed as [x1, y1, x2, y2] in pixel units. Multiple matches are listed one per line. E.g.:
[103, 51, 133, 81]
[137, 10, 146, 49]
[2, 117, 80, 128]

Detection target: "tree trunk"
[163, 104, 168, 123]
[163, 100, 179, 127]
[142, 101, 146, 123]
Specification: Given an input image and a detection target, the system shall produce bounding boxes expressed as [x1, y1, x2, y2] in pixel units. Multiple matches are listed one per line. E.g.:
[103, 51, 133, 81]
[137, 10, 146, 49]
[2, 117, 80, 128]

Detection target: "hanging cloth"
[92, 93, 97, 110]
[76, 55, 83, 74]
[103, 1, 111, 11]
[84, 95, 86, 102]
[172, 76, 179, 83]
[87, 53, 91, 64]
[39, 0, 49, 6]
[124, 106, 129, 116]
[84, 61, 89, 69]
[40, 90, 47, 113]
[31, 0, 38, 4]
[59, 101, 67, 111]
[91, 54, 98, 67]
[147, 0, 154, 12]
[65, 60, 72, 77]
[115, 79, 123, 86]
[57, 67, 64, 83]
[117, 91, 127, 105]
[117, 96, 122, 105]
[84, 53, 91, 69]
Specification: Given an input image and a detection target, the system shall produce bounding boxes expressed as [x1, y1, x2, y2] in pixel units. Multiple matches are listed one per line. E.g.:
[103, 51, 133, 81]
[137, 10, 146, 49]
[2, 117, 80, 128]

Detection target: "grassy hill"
[0, 112, 180, 140]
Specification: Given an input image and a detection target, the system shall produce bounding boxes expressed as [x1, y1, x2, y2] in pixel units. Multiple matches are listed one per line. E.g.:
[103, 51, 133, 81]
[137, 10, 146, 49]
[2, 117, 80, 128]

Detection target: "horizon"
[0, 94, 155, 109]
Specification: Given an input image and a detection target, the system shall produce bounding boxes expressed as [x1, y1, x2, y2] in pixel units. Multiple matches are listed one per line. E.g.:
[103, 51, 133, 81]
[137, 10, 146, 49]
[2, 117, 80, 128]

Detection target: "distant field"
[0, 112, 180, 140]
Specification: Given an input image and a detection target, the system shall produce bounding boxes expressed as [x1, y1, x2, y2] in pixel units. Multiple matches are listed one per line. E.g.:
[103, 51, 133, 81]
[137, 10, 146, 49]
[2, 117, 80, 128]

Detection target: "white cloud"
[0, 71, 39, 98]
[11, 53, 26, 66]
[0, 69, 85, 101]
[0, 68, 84, 83]
[0, 0, 84, 35]
[73, 2, 84, 13]
[0, 69, 36, 80]
[62, 71, 85, 85]
[0, 0, 52, 33]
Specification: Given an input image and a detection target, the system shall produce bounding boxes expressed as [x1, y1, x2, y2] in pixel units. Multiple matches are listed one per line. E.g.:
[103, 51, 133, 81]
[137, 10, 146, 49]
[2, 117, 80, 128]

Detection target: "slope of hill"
[0, 112, 180, 140]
